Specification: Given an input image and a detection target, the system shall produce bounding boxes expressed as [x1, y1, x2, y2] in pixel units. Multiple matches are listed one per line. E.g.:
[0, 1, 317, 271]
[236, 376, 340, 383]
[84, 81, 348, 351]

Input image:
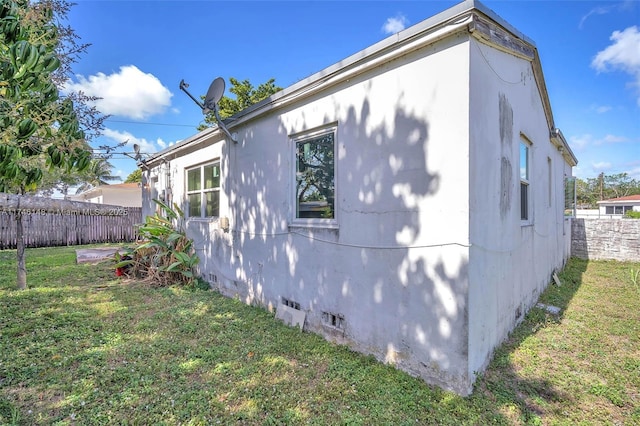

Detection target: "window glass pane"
[204, 164, 220, 189]
[204, 191, 219, 217]
[188, 193, 201, 217]
[520, 182, 528, 220]
[187, 168, 201, 191]
[564, 176, 576, 216]
[624, 206, 632, 213]
[615, 206, 623, 214]
[520, 143, 529, 180]
[296, 132, 335, 219]
[606, 206, 614, 214]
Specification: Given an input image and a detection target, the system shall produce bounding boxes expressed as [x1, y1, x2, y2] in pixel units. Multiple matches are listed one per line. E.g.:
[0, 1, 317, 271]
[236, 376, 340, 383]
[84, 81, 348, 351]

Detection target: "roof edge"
[550, 128, 578, 167]
[146, 1, 565, 168]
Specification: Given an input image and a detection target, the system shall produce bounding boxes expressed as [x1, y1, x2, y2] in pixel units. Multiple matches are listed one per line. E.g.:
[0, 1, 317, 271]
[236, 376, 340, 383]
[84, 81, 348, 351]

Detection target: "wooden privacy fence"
[0, 193, 142, 249]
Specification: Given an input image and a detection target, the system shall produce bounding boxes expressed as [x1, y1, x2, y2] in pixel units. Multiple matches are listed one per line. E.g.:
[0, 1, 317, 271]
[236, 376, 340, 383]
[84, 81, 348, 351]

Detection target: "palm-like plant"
[75, 158, 121, 193]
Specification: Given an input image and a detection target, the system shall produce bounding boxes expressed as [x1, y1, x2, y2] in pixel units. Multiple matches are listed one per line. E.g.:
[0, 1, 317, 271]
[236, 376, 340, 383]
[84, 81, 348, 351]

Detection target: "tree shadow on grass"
[1, 247, 598, 425]
[472, 257, 589, 423]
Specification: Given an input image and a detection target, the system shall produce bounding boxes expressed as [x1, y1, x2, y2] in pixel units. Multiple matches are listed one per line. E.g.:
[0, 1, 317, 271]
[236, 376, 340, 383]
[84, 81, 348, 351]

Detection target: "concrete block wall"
[572, 218, 640, 262]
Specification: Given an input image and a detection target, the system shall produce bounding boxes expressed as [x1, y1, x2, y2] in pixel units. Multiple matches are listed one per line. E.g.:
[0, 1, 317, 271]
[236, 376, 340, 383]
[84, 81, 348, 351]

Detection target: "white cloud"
[592, 161, 612, 171]
[591, 26, 640, 104]
[570, 133, 630, 150]
[592, 26, 640, 72]
[102, 128, 165, 155]
[595, 105, 612, 113]
[580, 2, 636, 29]
[579, 6, 614, 29]
[586, 133, 630, 145]
[569, 134, 593, 150]
[64, 65, 173, 119]
[626, 166, 640, 180]
[382, 14, 408, 34]
[600, 134, 629, 144]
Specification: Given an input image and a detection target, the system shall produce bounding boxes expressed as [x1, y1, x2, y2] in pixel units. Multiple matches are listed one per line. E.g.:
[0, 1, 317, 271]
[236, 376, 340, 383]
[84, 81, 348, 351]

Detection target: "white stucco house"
[597, 195, 640, 218]
[69, 182, 142, 207]
[141, 0, 577, 395]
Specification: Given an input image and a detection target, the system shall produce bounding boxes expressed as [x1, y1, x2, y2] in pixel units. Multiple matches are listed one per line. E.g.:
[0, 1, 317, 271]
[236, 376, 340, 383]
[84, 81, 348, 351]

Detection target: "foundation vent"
[322, 311, 345, 330]
[281, 297, 301, 310]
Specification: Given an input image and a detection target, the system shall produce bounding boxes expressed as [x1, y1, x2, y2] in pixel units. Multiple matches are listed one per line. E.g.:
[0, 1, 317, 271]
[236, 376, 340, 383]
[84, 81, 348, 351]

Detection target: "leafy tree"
[576, 173, 640, 208]
[75, 158, 121, 193]
[576, 177, 599, 208]
[125, 168, 142, 183]
[37, 166, 83, 197]
[198, 77, 282, 130]
[0, 0, 103, 289]
[603, 173, 640, 199]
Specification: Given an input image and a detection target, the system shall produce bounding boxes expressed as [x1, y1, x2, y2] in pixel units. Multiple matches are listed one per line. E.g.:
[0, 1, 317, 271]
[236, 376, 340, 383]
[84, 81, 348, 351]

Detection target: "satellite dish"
[204, 77, 225, 111]
[179, 76, 236, 143]
[133, 143, 141, 161]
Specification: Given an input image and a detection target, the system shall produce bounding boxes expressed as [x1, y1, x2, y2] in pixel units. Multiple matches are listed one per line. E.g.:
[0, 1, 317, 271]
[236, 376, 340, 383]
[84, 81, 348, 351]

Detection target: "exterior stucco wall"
[145, 34, 474, 394]
[74, 188, 142, 207]
[467, 38, 572, 378]
[85, 195, 103, 204]
[142, 25, 574, 395]
[103, 191, 141, 208]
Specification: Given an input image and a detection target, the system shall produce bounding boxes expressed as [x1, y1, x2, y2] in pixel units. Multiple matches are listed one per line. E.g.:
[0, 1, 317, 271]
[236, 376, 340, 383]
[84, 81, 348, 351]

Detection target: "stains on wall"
[500, 157, 512, 218]
[499, 93, 514, 219]
[499, 93, 513, 147]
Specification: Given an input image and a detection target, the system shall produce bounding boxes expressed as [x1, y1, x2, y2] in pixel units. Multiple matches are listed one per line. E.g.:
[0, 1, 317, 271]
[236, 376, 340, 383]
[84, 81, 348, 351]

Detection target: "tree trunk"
[16, 211, 27, 290]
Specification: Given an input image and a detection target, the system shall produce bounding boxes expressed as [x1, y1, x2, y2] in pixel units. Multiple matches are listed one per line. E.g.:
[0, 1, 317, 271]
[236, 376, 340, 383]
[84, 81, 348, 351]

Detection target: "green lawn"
[0, 246, 638, 425]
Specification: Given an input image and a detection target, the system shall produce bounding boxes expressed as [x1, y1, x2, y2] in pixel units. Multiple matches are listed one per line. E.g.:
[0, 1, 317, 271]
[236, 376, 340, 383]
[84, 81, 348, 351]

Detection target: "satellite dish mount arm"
[211, 103, 236, 143]
[179, 78, 236, 143]
[179, 80, 205, 111]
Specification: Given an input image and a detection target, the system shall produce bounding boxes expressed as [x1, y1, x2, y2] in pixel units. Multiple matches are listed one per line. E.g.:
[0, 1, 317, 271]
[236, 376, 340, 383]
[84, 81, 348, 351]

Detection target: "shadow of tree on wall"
[200, 40, 478, 392]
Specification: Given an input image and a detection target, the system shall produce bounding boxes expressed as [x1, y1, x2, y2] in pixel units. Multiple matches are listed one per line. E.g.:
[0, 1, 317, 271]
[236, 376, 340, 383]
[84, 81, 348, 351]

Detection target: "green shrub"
[115, 199, 199, 287]
[624, 210, 640, 219]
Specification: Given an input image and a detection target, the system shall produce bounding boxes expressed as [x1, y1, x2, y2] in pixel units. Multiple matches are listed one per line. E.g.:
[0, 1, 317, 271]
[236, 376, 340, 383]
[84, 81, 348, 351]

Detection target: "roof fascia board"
[227, 3, 480, 126]
[146, 2, 481, 165]
[550, 128, 578, 166]
[145, 126, 221, 167]
[469, 8, 578, 167]
[467, 10, 554, 129]
[597, 199, 640, 205]
[468, 15, 535, 61]
[147, 1, 573, 169]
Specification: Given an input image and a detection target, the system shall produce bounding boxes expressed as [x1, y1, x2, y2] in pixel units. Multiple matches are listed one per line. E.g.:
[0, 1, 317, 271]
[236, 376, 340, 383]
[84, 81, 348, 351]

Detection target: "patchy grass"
[477, 258, 640, 425]
[0, 247, 638, 425]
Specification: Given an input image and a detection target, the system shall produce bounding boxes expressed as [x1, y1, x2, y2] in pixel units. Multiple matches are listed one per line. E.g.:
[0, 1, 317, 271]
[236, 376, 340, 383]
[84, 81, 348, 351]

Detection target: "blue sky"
[64, 0, 640, 182]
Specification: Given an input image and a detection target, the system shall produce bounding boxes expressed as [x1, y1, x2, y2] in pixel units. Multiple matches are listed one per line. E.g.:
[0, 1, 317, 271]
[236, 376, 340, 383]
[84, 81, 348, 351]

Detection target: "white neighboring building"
[69, 183, 142, 207]
[597, 195, 640, 218]
[141, 0, 577, 395]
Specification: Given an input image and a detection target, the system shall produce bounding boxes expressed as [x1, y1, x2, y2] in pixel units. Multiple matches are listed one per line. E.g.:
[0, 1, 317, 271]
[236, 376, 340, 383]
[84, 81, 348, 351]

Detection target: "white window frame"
[290, 125, 338, 228]
[605, 205, 633, 215]
[547, 157, 552, 208]
[520, 137, 532, 224]
[564, 176, 576, 217]
[186, 161, 221, 219]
